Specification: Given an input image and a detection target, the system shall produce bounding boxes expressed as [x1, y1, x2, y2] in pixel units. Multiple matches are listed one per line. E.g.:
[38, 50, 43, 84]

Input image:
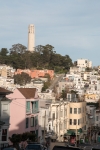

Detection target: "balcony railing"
[26, 108, 39, 114]
[32, 108, 39, 114]
[26, 109, 31, 114]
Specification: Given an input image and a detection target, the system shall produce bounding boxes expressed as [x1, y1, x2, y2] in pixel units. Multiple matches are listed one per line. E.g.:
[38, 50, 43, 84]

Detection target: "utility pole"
[44, 110, 46, 143]
[76, 121, 77, 147]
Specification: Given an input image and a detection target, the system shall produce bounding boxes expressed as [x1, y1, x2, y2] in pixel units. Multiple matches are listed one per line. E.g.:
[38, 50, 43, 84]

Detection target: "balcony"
[26, 109, 31, 114]
[26, 108, 39, 114]
[32, 108, 39, 114]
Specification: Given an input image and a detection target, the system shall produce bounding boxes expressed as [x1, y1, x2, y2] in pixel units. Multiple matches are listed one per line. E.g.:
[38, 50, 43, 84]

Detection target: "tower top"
[29, 24, 34, 26]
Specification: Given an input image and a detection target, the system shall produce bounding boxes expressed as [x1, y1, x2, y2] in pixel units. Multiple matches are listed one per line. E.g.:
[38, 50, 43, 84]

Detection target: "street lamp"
[89, 115, 93, 144]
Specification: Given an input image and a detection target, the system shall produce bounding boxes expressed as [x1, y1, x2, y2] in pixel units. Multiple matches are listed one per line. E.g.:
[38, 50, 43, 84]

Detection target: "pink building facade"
[6, 88, 39, 140]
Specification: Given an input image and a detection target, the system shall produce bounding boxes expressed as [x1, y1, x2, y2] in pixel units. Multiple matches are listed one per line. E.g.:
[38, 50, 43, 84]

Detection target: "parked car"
[25, 143, 47, 150]
[3, 148, 17, 150]
[52, 145, 83, 150]
[92, 148, 100, 150]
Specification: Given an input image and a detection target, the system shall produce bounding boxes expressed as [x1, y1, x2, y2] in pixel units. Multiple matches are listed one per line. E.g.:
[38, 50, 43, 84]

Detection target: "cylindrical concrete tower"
[28, 24, 35, 52]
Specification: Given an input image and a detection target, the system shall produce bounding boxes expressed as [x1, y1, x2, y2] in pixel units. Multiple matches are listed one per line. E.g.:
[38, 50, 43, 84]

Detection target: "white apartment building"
[86, 105, 100, 128]
[70, 67, 85, 74]
[38, 90, 55, 101]
[76, 59, 92, 68]
[48, 101, 69, 141]
[38, 107, 49, 143]
[57, 80, 74, 94]
[0, 87, 12, 149]
[66, 74, 85, 90]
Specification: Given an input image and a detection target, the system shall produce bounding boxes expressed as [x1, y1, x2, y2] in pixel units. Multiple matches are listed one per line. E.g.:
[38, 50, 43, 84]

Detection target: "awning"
[67, 130, 75, 136]
[66, 128, 82, 136]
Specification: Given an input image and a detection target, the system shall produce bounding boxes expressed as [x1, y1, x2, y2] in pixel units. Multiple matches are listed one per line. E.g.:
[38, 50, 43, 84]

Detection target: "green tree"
[9, 43, 27, 55]
[42, 73, 51, 91]
[42, 82, 49, 91]
[0, 44, 73, 73]
[9, 132, 36, 150]
[14, 72, 31, 85]
[9, 134, 22, 150]
[85, 67, 92, 72]
[60, 90, 67, 99]
[0, 48, 8, 56]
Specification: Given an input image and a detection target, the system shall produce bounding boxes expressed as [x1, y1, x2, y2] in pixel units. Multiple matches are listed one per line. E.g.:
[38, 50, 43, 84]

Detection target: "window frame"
[74, 108, 77, 114]
[70, 108, 72, 114]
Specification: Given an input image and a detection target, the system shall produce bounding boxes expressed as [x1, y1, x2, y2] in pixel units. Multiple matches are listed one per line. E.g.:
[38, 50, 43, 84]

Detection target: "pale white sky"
[0, 0, 100, 66]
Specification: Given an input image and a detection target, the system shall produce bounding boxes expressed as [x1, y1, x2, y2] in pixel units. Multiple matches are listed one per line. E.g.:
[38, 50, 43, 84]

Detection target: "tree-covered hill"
[0, 44, 73, 73]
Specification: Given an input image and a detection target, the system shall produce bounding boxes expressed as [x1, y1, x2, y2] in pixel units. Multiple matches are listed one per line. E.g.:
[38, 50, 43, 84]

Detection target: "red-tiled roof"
[18, 88, 36, 99]
[0, 87, 12, 94]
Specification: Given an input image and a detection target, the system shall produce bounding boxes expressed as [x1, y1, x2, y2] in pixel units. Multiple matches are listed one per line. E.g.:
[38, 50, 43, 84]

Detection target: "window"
[35, 116, 38, 126]
[26, 118, 29, 128]
[2, 104, 8, 115]
[49, 125, 51, 130]
[83, 107, 84, 113]
[74, 108, 77, 114]
[53, 126, 55, 132]
[84, 125, 86, 130]
[34, 101, 38, 109]
[78, 108, 81, 114]
[56, 112, 58, 119]
[30, 117, 34, 127]
[64, 109, 67, 116]
[60, 123, 62, 130]
[52, 113, 55, 120]
[67, 94, 70, 100]
[96, 116, 99, 121]
[74, 119, 77, 125]
[26, 101, 30, 113]
[64, 121, 67, 129]
[70, 119, 72, 125]
[78, 119, 80, 125]
[60, 110, 63, 117]
[2, 129, 7, 141]
[70, 108, 72, 114]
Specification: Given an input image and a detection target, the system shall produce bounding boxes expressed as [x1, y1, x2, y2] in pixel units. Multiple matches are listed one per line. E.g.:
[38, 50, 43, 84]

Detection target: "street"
[49, 74, 65, 90]
[49, 142, 100, 150]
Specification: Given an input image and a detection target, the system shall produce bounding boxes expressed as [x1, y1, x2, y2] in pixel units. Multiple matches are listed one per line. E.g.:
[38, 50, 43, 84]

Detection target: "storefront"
[65, 128, 83, 144]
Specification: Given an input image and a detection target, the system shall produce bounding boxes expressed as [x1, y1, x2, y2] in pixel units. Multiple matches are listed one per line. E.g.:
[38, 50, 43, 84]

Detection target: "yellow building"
[67, 101, 86, 140]
[48, 100, 86, 141]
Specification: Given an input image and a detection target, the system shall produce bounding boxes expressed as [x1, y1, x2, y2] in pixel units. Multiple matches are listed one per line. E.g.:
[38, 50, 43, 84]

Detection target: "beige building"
[67, 101, 86, 140]
[0, 65, 15, 78]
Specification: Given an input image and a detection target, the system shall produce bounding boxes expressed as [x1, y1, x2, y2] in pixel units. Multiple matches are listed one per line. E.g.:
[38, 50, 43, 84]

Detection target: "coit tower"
[28, 24, 35, 52]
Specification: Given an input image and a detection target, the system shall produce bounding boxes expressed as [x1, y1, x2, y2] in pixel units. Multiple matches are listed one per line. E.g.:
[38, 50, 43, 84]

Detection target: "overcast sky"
[0, 0, 100, 66]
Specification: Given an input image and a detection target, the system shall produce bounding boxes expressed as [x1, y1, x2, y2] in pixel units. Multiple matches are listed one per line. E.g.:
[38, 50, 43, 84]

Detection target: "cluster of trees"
[0, 44, 73, 73]
[14, 72, 31, 85]
[42, 73, 51, 91]
[9, 132, 36, 150]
